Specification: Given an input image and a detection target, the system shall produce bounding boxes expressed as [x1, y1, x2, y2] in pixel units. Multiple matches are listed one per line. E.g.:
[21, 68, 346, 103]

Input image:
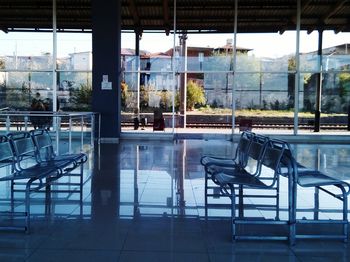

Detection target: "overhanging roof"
[0, 1, 349, 34]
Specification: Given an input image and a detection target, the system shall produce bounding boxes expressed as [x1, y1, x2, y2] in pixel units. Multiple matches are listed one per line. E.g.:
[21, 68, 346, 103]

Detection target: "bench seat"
[0, 129, 87, 233]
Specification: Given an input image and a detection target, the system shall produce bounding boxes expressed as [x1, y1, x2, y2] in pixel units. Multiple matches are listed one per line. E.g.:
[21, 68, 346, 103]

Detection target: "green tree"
[140, 85, 149, 111]
[4, 85, 33, 110]
[121, 81, 128, 111]
[339, 71, 350, 93]
[69, 83, 92, 111]
[186, 80, 205, 110]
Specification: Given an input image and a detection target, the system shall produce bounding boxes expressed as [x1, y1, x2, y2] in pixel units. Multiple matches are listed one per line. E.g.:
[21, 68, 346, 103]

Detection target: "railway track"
[122, 121, 349, 130]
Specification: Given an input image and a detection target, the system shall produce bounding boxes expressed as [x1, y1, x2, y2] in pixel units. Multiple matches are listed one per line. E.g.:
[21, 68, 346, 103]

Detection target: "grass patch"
[193, 108, 346, 118]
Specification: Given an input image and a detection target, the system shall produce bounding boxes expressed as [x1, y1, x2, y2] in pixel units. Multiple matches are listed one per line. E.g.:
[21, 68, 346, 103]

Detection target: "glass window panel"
[1, 72, 53, 111]
[57, 71, 92, 111]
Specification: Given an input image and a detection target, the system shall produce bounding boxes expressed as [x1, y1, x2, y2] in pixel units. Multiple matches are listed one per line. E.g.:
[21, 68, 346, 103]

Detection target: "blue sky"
[1, 30, 350, 58]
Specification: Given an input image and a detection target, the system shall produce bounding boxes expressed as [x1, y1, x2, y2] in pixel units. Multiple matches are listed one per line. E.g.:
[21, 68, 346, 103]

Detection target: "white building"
[69, 51, 92, 70]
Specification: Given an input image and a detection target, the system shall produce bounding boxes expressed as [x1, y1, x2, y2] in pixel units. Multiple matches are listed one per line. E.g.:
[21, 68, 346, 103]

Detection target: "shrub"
[69, 83, 92, 111]
[186, 80, 205, 110]
[121, 81, 129, 111]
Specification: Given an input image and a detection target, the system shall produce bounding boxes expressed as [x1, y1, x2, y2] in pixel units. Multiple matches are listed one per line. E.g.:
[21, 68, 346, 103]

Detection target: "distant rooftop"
[304, 43, 350, 55]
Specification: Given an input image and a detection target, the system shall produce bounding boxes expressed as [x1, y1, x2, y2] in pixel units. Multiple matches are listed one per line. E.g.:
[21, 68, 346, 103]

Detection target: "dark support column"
[92, 0, 121, 141]
[314, 30, 323, 132]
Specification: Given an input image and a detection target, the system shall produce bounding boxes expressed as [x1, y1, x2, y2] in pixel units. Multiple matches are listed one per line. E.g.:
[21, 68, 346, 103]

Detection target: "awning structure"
[0, 0, 349, 34]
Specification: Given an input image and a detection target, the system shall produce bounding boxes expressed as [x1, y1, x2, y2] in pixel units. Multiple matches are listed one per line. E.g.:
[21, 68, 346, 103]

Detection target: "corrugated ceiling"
[0, 0, 349, 34]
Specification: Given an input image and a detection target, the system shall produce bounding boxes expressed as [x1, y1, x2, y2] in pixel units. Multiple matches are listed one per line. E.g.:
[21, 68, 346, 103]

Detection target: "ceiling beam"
[321, 0, 347, 22]
[334, 18, 350, 33]
[278, 0, 312, 34]
[163, 0, 170, 35]
[127, 0, 141, 33]
[307, 0, 348, 33]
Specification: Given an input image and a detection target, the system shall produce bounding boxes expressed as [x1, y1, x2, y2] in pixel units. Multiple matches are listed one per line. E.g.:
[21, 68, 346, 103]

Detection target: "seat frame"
[0, 130, 87, 233]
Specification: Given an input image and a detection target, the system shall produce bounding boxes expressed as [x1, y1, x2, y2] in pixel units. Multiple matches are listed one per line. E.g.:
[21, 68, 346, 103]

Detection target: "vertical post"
[259, 60, 262, 107]
[52, 0, 57, 112]
[91, 113, 95, 149]
[98, 114, 101, 144]
[69, 116, 72, 153]
[134, 145, 139, 217]
[171, 0, 177, 133]
[314, 30, 323, 132]
[231, 0, 238, 138]
[177, 140, 186, 216]
[314, 148, 320, 220]
[24, 116, 28, 131]
[347, 105, 350, 131]
[6, 115, 10, 133]
[179, 33, 187, 128]
[293, 0, 301, 136]
[56, 116, 60, 155]
[135, 32, 140, 114]
[81, 115, 84, 152]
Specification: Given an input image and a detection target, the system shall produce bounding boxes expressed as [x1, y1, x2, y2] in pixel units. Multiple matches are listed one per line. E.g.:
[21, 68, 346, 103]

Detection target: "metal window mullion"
[52, 0, 57, 112]
[294, 0, 301, 136]
[231, 0, 238, 138]
[69, 117, 72, 153]
[172, 0, 177, 134]
[81, 115, 84, 151]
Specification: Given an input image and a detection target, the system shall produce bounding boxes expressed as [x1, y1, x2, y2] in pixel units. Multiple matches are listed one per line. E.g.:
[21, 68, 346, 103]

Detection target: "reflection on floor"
[0, 138, 350, 261]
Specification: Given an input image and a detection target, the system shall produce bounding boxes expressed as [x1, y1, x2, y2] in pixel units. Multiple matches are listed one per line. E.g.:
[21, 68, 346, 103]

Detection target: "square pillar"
[92, 0, 121, 141]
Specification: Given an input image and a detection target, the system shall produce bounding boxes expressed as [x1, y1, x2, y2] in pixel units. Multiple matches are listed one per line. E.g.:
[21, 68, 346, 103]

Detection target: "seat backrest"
[234, 131, 255, 167]
[30, 129, 55, 161]
[259, 139, 288, 187]
[7, 132, 38, 171]
[244, 134, 269, 176]
[279, 145, 300, 183]
[0, 135, 15, 169]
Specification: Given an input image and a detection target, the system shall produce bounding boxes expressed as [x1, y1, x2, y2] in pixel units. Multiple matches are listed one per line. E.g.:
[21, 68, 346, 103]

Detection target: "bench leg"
[289, 176, 297, 246]
[341, 186, 348, 243]
[10, 180, 15, 213]
[230, 184, 236, 241]
[204, 170, 208, 218]
[275, 178, 280, 220]
[45, 179, 52, 215]
[79, 164, 84, 216]
[238, 185, 244, 218]
[25, 178, 35, 234]
[314, 187, 319, 220]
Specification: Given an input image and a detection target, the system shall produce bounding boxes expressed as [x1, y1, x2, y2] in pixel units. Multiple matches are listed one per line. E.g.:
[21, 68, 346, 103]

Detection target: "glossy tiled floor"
[1, 138, 350, 261]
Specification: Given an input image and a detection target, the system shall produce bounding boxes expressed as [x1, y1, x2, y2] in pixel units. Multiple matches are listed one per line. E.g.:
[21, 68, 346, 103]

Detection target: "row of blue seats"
[0, 129, 87, 233]
[201, 131, 350, 245]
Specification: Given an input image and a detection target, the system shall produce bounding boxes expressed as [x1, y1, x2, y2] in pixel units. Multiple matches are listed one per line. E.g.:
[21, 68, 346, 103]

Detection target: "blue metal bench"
[0, 130, 87, 233]
[281, 148, 350, 245]
[211, 138, 290, 241]
[202, 132, 282, 219]
[201, 131, 255, 211]
[208, 134, 350, 244]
